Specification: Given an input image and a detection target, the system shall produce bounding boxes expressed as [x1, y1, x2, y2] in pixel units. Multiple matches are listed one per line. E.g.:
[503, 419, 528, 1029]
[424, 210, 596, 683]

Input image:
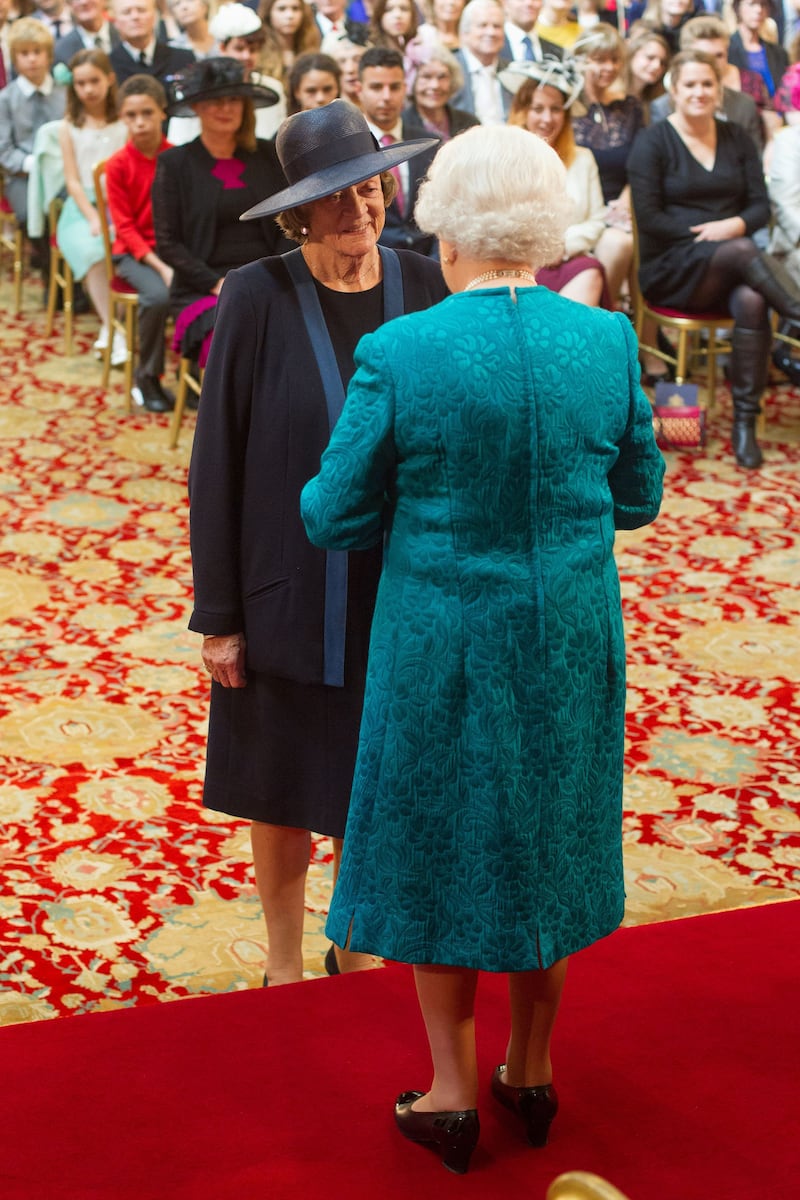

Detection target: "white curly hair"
[414, 125, 568, 268]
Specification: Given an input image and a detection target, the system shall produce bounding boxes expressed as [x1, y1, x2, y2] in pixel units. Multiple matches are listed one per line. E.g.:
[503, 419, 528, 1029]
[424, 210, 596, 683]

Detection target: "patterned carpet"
[1, 273, 799, 1026]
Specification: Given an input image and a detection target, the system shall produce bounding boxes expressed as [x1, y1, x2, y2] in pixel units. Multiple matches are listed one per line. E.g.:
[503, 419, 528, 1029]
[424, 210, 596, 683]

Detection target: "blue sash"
[284, 245, 404, 687]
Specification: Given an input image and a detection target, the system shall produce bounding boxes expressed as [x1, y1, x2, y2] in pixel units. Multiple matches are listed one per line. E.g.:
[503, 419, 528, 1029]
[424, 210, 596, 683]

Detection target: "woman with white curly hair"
[301, 125, 664, 1176]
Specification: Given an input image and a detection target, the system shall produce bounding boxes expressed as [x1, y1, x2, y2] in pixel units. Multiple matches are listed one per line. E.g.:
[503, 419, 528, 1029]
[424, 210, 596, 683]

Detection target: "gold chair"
[169, 357, 203, 449]
[0, 177, 24, 314]
[631, 214, 734, 405]
[44, 197, 74, 354]
[547, 1170, 634, 1200]
[93, 159, 138, 415]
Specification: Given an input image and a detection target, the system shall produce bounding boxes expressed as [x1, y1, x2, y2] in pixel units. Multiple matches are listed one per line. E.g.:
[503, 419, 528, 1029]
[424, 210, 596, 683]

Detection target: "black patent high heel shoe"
[491, 1065, 558, 1147]
[394, 1091, 480, 1175]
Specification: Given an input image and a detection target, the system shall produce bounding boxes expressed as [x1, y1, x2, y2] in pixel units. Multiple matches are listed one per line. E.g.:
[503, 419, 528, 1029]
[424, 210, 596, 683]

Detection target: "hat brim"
[239, 137, 439, 221]
[168, 81, 279, 117]
[498, 63, 581, 107]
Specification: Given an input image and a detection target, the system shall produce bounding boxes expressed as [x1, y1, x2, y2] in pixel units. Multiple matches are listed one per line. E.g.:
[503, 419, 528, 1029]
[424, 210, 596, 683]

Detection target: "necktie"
[139, 50, 148, 64]
[52, 19, 62, 38]
[94, 35, 103, 48]
[521, 35, 535, 62]
[380, 134, 404, 216]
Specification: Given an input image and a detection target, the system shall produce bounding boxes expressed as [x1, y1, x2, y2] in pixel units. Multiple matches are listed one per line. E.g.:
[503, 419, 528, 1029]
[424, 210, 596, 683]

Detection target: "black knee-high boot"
[730, 327, 770, 469]
[742, 254, 800, 323]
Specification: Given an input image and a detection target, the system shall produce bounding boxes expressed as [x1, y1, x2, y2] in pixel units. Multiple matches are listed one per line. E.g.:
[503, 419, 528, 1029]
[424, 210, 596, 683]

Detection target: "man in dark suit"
[109, 0, 193, 85]
[53, 0, 121, 64]
[311, 0, 368, 45]
[501, 0, 563, 63]
[358, 46, 438, 257]
[451, 0, 513, 123]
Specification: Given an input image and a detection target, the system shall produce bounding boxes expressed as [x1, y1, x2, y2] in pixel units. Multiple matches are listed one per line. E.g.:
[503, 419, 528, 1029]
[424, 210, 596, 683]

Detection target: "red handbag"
[651, 382, 707, 450]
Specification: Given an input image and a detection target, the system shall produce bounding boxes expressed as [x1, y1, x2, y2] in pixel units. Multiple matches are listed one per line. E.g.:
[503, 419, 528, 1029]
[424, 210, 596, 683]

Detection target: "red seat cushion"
[646, 302, 730, 322]
[110, 275, 138, 296]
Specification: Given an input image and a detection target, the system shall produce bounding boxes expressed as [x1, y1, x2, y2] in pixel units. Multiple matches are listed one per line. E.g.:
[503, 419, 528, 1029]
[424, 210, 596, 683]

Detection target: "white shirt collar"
[123, 38, 156, 64]
[78, 22, 112, 52]
[462, 46, 497, 77]
[365, 117, 403, 143]
[17, 73, 55, 97]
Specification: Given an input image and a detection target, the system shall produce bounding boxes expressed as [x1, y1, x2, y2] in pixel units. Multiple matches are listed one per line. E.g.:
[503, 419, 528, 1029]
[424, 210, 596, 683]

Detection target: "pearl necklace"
[464, 269, 537, 290]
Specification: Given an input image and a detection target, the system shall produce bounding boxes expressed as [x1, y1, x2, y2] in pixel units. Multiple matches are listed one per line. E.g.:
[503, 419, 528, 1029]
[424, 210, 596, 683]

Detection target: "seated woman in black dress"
[628, 49, 800, 469]
[152, 58, 291, 370]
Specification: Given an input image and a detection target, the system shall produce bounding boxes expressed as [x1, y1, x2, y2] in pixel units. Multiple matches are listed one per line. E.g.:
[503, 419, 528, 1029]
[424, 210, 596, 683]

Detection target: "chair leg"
[45, 252, 58, 336]
[13, 229, 23, 314]
[169, 357, 190, 449]
[124, 304, 136, 415]
[64, 270, 74, 356]
[675, 329, 689, 383]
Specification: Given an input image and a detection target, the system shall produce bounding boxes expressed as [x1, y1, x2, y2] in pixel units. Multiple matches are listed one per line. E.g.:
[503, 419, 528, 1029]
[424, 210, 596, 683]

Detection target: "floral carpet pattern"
[1, 277, 799, 1026]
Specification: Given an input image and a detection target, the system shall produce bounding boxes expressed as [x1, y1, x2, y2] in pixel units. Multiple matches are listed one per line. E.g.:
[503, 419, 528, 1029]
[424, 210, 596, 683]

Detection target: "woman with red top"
[106, 74, 174, 413]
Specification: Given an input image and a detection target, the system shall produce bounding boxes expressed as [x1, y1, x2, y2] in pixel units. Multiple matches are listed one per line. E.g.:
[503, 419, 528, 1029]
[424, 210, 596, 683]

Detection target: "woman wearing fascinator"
[504, 56, 609, 307]
[187, 100, 447, 988]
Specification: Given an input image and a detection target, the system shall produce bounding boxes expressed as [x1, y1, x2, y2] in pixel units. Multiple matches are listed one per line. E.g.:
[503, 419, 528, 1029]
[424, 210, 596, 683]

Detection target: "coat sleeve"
[187, 270, 260, 635]
[0, 91, 27, 175]
[301, 330, 397, 551]
[607, 314, 665, 531]
[768, 129, 800, 249]
[152, 149, 220, 295]
[627, 124, 692, 243]
[564, 151, 606, 259]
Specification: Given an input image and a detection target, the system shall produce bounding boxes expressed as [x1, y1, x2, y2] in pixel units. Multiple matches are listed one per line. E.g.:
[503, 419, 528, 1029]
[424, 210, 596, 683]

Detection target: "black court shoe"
[490, 1065, 558, 1147]
[394, 1091, 479, 1175]
[324, 944, 340, 976]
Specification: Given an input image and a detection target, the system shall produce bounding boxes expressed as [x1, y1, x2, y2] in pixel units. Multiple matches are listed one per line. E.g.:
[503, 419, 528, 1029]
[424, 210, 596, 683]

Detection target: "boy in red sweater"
[106, 74, 173, 413]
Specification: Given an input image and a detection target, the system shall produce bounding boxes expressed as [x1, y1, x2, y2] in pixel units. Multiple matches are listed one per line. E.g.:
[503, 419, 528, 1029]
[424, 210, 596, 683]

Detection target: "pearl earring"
[301, 226, 309, 236]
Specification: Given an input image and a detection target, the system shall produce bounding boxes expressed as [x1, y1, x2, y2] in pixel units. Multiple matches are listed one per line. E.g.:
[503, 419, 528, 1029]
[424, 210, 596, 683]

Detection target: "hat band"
[283, 130, 379, 186]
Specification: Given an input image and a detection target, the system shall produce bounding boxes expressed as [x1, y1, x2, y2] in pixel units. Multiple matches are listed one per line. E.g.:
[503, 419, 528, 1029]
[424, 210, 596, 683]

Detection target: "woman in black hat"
[152, 57, 291, 372]
[187, 100, 448, 986]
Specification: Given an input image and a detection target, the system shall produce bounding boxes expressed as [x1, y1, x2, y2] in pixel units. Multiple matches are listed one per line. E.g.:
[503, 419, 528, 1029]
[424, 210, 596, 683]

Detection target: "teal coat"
[301, 287, 664, 971]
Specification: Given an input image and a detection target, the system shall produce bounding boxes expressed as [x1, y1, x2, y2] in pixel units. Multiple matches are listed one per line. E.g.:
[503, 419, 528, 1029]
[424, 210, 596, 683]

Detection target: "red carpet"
[1, 900, 797, 1200]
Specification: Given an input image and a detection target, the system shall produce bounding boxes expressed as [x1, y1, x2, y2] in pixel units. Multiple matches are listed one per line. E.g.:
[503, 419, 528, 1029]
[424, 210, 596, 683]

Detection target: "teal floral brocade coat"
[301, 287, 665, 972]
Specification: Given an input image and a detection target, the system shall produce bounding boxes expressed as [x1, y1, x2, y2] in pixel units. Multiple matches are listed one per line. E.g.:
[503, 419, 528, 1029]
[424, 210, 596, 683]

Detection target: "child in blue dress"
[56, 49, 127, 362]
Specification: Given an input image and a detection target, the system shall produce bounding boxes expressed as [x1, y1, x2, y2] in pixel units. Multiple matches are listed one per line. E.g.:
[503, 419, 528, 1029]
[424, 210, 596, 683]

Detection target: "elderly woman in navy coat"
[302, 126, 664, 1174]
[188, 101, 446, 987]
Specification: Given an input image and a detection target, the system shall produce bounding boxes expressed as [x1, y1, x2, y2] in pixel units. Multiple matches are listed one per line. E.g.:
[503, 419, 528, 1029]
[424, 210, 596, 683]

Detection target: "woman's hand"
[201, 633, 247, 688]
[691, 217, 746, 242]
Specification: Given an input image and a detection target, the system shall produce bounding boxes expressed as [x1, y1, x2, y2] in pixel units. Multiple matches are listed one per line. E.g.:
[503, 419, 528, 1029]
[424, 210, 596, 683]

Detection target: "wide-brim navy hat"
[168, 57, 279, 118]
[240, 100, 438, 221]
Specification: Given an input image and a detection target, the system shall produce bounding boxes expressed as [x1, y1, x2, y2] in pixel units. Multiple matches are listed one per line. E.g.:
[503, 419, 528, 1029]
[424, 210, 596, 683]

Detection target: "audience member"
[572, 24, 642, 303]
[167, 0, 217, 58]
[105, 73, 174, 411]
[628, 48, 800, 468]
[152, 57, 289, 369]
[0, 17, 66, 240]
[259, 0, 321, 85]
[501, 0, 563, 62]
[109, 0, 194, 84]
[640, 0, 693, 55]
[622, 21, 669, 117]
[286, 49, 340, 112]
[168, 5, 287, 143]
[534, 0, 580, 49]
[417, 0, 466, 51]
[766, 123, 800, 380]
[322, 33, 366, 103]
[774, 29, 800, 124]
[31, 0, 73, 41]
[650, 15, 764, 153]
[358, 45, 440, 253]
[727, 0, 787, 140]
[0, 0, 11, 89]
[405, 41, 480, 138]
[505, 56, 608, 305]
[451, 0, 512, 123]
[57, 47, 127, 360]
[368, 0, 419, 61]
[312, 0, 368, 43]
[53, 0, 121, 64]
